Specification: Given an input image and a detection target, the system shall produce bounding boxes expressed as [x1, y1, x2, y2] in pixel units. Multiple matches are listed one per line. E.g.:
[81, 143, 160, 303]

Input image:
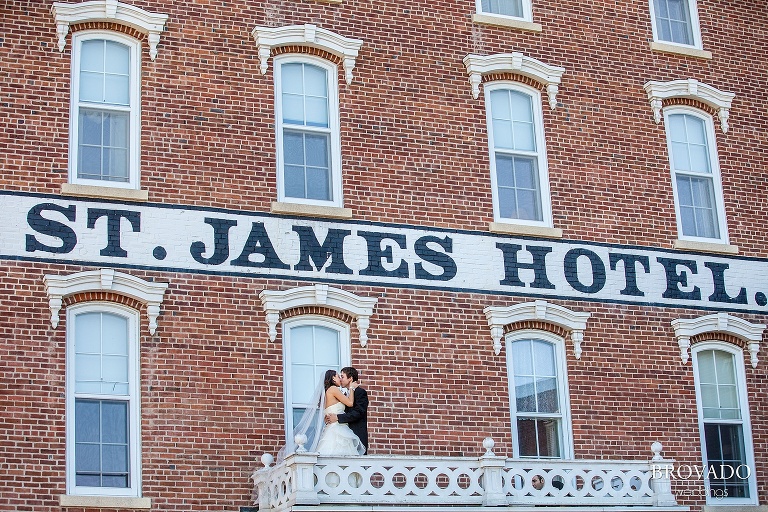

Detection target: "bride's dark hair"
[323, 369, 337, 391]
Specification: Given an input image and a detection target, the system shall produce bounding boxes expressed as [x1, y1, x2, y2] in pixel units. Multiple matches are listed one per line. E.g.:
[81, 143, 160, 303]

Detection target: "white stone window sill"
[489, 221, 563, 238]
[61, 183, 149, 201]
[701, 506, 766, 512]
[59, 495, 152, 509]
[472, 13, 543, 32]
[650, 41, 712, 59]
[271, 201, 353, 219]
[673, 239, 739, 255]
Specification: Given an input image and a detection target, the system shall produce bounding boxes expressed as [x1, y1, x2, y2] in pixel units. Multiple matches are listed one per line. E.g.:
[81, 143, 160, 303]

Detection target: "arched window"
[484, 82, 552, 227]
[663, 107, 728, 243]
[70, 31, 140, 189]
[283, 316, 351, 445]
[506, 331, 572, 458]
[692, 342, 757, 503]
[275, 56, 342, 206]
[66, 302, 141, 497]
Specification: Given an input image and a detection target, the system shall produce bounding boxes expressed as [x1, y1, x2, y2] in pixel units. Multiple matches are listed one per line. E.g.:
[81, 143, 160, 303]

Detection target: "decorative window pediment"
[463, 53, 565, 108]
[643, 79, 735, 133]
[52, 0, 169, 60]
[260, 284, 377, 346]
[671, 313, 765, 367]
[251, 24, 364, 85]
[483, 300, 590, 356]
[43, 269, 169, 334]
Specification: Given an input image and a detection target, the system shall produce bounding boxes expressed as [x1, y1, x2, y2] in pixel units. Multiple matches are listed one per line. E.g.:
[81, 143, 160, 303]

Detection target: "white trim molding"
[672, 313, 765, 367]
[462, 53, 565, 108]
[43, 269, 169, 334]
[251, 24, 364, 85]
[51, 0, 168, 61]
[483, 300, 590, 356]
[260, 284, 377, 346]
[643, 79, 736, 133]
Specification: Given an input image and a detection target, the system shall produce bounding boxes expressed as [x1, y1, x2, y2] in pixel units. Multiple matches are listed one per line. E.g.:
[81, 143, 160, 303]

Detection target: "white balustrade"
[252, 441, 684, 512]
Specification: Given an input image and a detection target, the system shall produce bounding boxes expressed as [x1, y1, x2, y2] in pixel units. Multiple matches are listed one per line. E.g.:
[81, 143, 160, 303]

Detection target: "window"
[275, 56, 342, 207]
[664, 108, 728, 242]
[477, 0, 533, 21]
[649, 0, 702, 48]
[692, 343, 757, 504]
[283, 317, 350, 445]
[506, 331, 571, 458]
[485, 83, 552, 226]
[66, 303, 140, 497]
[70, 31, 140, 189]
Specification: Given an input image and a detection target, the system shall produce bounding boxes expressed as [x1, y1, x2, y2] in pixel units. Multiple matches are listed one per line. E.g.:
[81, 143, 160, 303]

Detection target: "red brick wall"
[2, 0, 767, 511]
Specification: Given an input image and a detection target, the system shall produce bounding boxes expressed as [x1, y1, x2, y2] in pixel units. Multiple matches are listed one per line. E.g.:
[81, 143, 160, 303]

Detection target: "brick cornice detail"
[281, 306, 354, 325]
[505, 321, 568, 339]
[63, 291, 144, 311]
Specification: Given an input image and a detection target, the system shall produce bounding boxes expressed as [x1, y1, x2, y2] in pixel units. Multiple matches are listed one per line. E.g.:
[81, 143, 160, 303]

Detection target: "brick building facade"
[1, 0, 767, 511]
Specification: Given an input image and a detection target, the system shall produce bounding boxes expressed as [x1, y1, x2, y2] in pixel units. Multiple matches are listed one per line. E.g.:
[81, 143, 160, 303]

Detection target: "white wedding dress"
[316, 402, 365, 455]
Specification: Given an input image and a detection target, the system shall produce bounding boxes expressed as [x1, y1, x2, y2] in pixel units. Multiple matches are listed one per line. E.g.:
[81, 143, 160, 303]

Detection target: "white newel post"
[649, 442, 678, 507]
[480, 438, 507, 506]
[253, 453, 275, 509]
[287, 451, 320, 505]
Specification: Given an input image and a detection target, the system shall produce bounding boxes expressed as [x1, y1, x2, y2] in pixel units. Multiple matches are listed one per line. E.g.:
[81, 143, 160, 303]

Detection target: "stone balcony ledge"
[253, 439, 687, 512]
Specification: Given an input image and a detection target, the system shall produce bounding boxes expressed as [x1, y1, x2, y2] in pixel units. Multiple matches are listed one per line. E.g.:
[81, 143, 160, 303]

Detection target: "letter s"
[25, 203, 77, 254]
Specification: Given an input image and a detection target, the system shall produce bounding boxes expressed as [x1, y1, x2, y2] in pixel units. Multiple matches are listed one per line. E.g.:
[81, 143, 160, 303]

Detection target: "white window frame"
[663, 106, 729, 244]
[274, 55, 343, 208]
[476, 0, 534, 22]
[648, 0, 704, 49]
[484, 81, 553, 228]
[506, 330, 573, 459]
[282, 315, 351, 443]
[69, 30, 141, 190]
[692, 342, 758, 505]
[65, 302, 141, 497]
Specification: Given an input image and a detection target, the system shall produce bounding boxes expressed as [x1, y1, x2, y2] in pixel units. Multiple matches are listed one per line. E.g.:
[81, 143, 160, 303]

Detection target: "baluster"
[649, 442, 678, 506]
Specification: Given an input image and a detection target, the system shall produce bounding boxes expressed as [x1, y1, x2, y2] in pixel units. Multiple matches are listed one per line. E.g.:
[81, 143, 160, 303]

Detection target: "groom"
[326, 366, 369, 454]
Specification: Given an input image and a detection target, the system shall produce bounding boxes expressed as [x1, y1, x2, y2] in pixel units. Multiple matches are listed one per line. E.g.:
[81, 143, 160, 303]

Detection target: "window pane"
[533, 340, 556, 376]
[536, 377, 559, 414]
[490, 90, 511, 120]
[102, 445, 128, 472]
[513, 121, 536, 151]
[714, 351, 736, 384]
[281, 63, 304, 95]
[80, 72, 104, 103]
[511, 340, 533, 375]
[75, 400, 100, 443]
[314, 326, 340, 366]
[290, 326, 313, 364]
[514, 158, 537, 190]
[515, 376, 536, 412]
[283, 131, 305, 166]
[517, 418, 538, 456]
[536, 418, 561, 457]
[509, 91, 534, 123]
[516, 190, 540, 221]
[482, 0, 523, 17]
[704, 424, 749, 498]
[498, 187, 517, 219]
[284, 166, 306, 198]
[104, 41, 130, 75]
[492, 119, 514, 149]
[102, 402, 128, 444]
[697, 350, 716, 383]
[102, 314, 128, 355]
[291, 365, 315, 405]
[75, 313, 101, 353]
[305, 96, 329, 128]
[75, 399, 130, 488]
[305, 134, 329, 168]
[80, 110, 104, 146]
[80, 40, 105, 72]
[104, 74, 129, 106]
[282, 93, 305, 125]
[75, 354, 101, 394]
[304, 64, 328, 97]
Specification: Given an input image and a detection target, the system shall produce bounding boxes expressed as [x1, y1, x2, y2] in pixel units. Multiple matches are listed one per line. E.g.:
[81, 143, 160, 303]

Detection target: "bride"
[316, 370, 366, 455]
[283, 369, 365, 457]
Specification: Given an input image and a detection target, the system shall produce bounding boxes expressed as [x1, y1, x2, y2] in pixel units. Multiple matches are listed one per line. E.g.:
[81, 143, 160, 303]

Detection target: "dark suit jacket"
[337, 386, 368, 453]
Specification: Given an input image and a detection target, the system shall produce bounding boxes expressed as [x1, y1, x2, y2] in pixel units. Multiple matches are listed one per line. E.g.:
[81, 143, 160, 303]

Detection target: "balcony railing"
[253, 438, 686, 512]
